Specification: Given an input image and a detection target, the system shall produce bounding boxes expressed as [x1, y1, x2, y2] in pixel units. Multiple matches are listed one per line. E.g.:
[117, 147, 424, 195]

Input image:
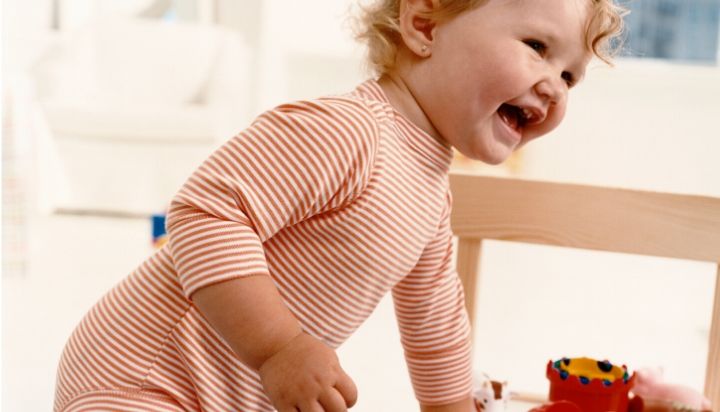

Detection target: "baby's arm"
[165, 99, 378, 411]
[392, 193, 475, 412]
[193, 276, 357, 411]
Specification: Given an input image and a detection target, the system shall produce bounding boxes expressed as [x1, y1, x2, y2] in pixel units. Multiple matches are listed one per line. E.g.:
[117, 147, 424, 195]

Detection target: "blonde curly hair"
[355, 0, 627, 75]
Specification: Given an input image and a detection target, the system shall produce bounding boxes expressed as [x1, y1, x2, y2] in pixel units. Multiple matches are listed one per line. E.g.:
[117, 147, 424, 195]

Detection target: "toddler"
[53, 0, 625, 411]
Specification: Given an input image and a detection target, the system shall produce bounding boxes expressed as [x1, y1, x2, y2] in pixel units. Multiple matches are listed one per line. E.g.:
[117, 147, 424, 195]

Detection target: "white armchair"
[31, 16, 251, 215]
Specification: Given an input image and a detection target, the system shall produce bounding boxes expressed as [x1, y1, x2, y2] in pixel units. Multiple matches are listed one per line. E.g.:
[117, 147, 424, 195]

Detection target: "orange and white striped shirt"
[54, 80, 473, 411]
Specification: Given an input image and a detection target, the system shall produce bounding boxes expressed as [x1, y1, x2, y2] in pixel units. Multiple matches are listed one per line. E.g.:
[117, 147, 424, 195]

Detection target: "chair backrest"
[449, 173, 720, 408]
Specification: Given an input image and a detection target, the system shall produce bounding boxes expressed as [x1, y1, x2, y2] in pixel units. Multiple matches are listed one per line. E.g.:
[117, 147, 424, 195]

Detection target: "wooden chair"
[449, 173, 720, 408]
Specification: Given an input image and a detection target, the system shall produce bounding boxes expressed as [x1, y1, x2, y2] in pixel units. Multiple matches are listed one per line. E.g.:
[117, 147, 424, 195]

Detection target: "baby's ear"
[398, 0, 438, 56]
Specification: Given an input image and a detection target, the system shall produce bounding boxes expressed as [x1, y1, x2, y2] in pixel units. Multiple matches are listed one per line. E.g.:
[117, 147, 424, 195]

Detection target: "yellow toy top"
[554, 357, 628, 384]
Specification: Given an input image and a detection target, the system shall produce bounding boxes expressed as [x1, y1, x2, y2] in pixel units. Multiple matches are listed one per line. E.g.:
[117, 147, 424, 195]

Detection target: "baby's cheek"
[542, 105, 567, 135]
[552, 101, 568, 126]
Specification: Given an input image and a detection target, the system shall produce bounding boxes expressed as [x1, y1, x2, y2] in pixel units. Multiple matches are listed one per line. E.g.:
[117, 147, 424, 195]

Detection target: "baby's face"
[413, 0, 592, 164]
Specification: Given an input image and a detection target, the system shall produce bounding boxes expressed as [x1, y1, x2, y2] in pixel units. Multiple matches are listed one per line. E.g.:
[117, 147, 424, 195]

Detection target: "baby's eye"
[524, 39, 547, 56]
[561, 71, 575, 87]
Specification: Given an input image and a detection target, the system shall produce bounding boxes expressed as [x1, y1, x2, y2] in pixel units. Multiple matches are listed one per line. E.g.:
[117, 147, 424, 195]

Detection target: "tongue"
[498, 104, 519, 131]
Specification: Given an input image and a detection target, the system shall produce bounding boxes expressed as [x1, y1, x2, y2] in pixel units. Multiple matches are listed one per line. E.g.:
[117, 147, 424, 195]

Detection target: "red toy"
[547, 357, 636, 412]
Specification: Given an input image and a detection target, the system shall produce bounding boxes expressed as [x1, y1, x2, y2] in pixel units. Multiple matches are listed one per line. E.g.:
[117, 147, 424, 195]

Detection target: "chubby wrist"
[254, 328, 305, 371]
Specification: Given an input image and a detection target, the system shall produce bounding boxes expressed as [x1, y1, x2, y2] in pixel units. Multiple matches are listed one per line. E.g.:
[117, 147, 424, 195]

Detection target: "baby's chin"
[477, 137, 522, 164]
[458, 145, 514, 166]
[479, 154, 511, 166]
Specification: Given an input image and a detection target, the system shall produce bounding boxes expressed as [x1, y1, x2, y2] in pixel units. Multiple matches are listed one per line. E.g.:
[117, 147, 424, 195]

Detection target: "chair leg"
[705, 264, 720, 409]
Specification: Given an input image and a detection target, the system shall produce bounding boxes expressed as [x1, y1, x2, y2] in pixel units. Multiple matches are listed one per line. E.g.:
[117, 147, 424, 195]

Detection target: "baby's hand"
[258, 332, 358, 412]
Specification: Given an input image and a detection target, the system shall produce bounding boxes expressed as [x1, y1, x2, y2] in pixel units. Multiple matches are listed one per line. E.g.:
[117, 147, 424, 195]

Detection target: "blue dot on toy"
[579, 376, 590, 385]
[560, 370, 569, 380]
[603, 379, 612, 387]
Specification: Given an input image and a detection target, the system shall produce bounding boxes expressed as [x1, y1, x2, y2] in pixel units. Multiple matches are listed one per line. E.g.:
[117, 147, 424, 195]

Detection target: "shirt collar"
[354, 79, 454, 175]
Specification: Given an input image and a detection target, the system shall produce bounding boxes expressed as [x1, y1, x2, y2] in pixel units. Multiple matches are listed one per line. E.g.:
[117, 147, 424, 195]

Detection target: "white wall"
[250, 0, 366, 114]
[2, 0, 53, 78]
[523, 59, 720, 197]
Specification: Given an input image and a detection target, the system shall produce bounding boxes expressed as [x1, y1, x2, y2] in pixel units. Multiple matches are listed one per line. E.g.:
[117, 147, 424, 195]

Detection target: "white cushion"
[52, 134, 217, 214]
[45, 17, 224, 106]
[41, 98, 217, 142]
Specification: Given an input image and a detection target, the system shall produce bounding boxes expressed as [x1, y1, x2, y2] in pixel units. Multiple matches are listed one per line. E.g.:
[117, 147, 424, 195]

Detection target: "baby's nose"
[534, 75, 566, 106]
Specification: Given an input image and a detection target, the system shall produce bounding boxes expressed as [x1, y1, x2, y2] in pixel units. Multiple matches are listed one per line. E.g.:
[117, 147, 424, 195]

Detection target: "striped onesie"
[54, 80, 473, 411]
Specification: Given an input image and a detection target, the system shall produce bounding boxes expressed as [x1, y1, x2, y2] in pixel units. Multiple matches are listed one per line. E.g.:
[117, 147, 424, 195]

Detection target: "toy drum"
[547, 357, 635, 412]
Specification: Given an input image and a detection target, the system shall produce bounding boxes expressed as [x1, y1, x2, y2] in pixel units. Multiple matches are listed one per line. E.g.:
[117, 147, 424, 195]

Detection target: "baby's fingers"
[334, 372, 358, 408]
[297, 400, 324, 412]
[319, 388, 348, 412]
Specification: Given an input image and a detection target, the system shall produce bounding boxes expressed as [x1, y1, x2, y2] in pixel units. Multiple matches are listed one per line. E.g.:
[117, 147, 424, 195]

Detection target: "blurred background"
[2, 0, 719, 410]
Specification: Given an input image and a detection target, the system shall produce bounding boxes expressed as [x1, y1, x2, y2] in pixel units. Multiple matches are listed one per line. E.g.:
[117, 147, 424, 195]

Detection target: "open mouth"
[497, 104, 531, 132]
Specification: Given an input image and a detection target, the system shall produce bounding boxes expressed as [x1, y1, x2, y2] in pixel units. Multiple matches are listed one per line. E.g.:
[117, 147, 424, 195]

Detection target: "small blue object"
[152, 214, 167, 243]
[560, 370, 569, 380]
[579, 376, 590, 385]
[152, 214, 166, 239]
[603, 379, 612, 387]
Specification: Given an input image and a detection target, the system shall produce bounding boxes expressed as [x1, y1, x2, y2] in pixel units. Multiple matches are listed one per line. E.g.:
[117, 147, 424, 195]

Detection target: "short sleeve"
[391, 192, 473, 405]
[166, 98, 378, 298]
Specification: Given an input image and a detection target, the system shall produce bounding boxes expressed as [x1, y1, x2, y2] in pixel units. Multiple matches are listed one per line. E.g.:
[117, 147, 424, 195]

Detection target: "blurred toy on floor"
[545, 357, 635, 412]
[473, 373, 509, 412]
[530, 357, 713, 412]
[628, 367, 712, 412]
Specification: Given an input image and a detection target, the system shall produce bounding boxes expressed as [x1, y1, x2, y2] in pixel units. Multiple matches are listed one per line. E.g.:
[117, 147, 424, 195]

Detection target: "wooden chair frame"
[449, 173, 720, 408]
